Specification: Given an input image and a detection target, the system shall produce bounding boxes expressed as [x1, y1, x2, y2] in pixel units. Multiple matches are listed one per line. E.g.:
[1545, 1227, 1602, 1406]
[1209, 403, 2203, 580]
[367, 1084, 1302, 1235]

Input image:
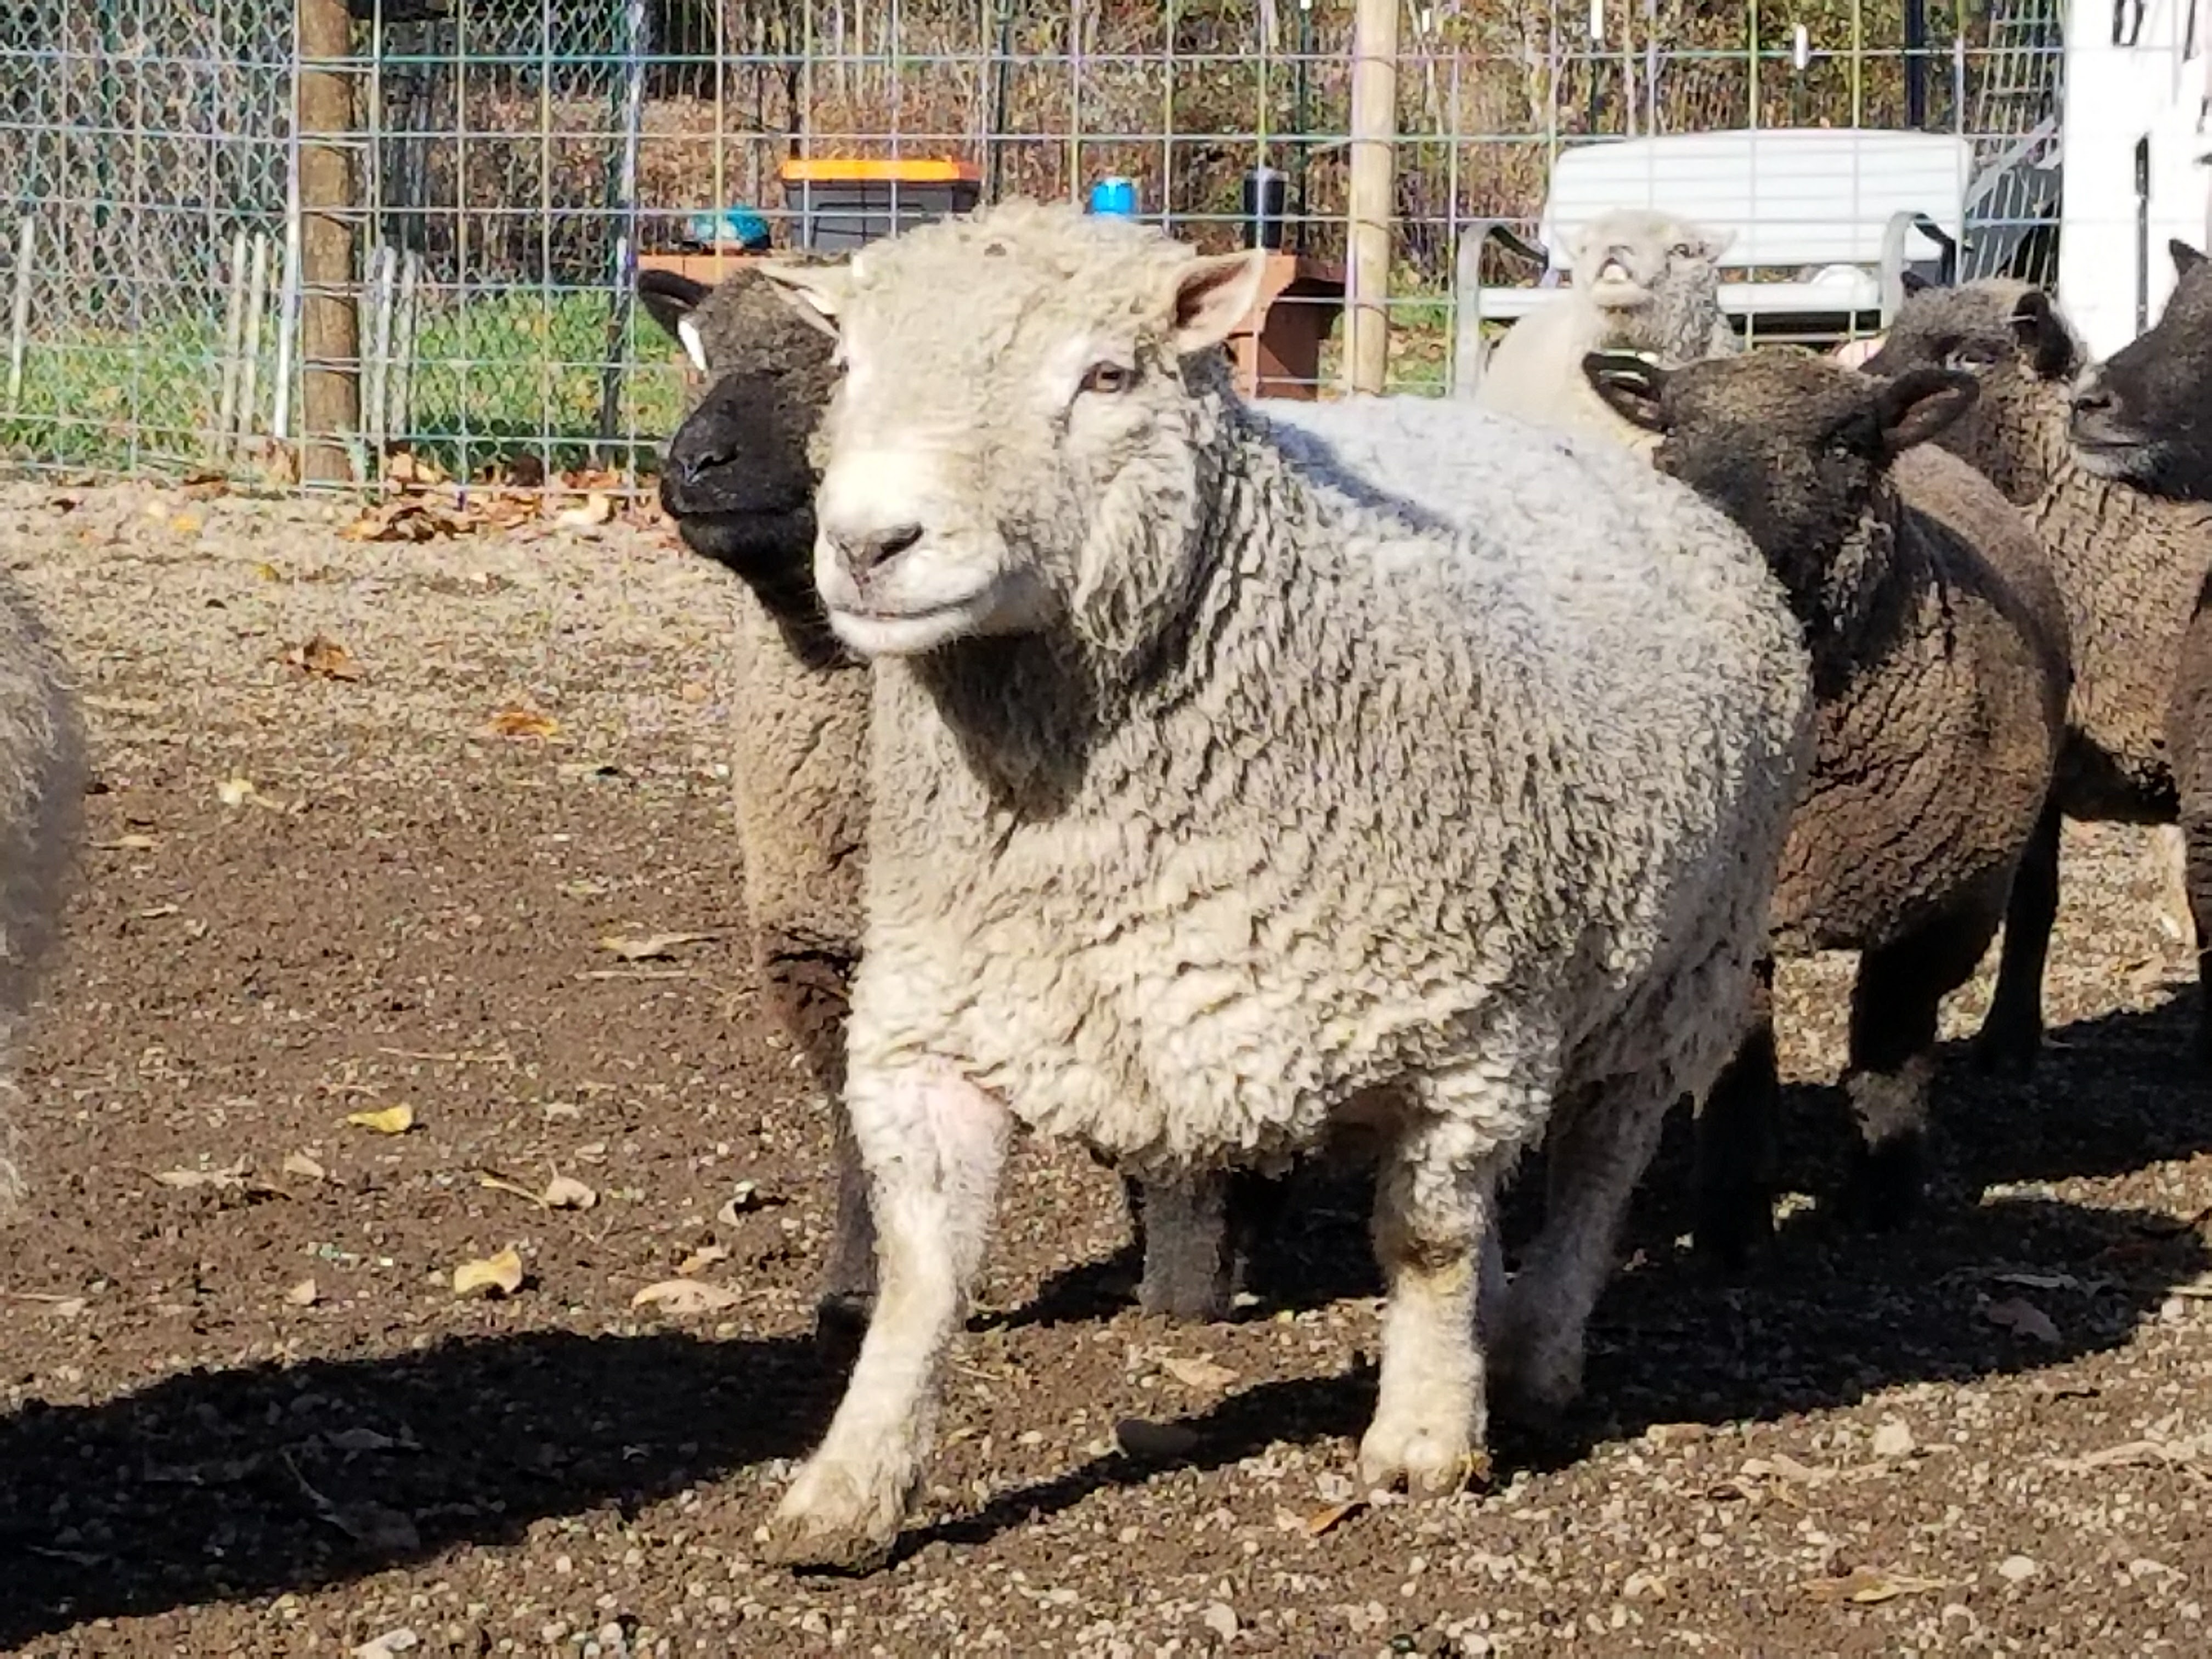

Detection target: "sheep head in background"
[1586, 347, 1980, 673]
[1566, 206, 1740, 359]
[639, 263, 847, 663]
[1472, 206, 1739, 451]
[2071, 239, 2212, 498]
[762, 201, 1268, 664]
[1863, 278, 2085, 505]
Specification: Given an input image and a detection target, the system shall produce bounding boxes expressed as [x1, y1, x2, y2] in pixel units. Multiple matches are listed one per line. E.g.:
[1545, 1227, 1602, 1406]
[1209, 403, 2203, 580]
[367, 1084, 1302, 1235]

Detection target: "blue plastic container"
[1088, 177, 1138, 218]
[684, 208, 772, 251]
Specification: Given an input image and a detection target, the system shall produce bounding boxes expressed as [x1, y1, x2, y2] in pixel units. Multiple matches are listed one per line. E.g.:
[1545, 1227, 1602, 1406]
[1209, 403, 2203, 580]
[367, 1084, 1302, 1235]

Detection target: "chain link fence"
[0, 0, 2067, 492]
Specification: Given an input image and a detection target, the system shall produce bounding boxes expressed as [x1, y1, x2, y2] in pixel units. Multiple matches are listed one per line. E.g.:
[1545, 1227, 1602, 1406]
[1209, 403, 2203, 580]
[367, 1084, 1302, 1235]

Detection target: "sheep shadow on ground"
[1007, 988, 2212, 1333]
[0, 1329, 840, 1649]
[9, 1000, 2209, 1633]
[898, 1186, 2208, 1568]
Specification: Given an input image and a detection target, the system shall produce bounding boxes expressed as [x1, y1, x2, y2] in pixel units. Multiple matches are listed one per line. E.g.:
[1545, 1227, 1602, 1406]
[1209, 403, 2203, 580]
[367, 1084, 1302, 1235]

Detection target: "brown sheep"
[2071, 240, 2212, 1057]
[1587, 347, 2070, 1248]
[1866, 279, 2212, 1069]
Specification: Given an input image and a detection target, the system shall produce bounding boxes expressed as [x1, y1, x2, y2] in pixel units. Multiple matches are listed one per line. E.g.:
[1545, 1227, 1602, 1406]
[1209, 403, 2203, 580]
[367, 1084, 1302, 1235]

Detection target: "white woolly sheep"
[0, 563, 87, 1217]
[1474, 207, 1740, 451]
[751, 199, 1813, 1569]
[1866, 279, 2212, 1070]
[636, 264, 1283, 1331]
[1585, 347, 2070, 1248]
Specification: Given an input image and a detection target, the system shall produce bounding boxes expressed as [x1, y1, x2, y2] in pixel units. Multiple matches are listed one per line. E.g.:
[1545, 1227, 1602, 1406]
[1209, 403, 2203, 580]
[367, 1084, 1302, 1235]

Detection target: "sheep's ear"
[1581, 351, 1671, 432]
[1167, 250, 1269, 356]
[1899, 269, 1932, 296]
[637, 269, 712, 356]
[1874, 366, 1979, 455]
[2008, 289, 2075, 379]
[758, 258, 851, 341]
[2174, 238, 2208, 276]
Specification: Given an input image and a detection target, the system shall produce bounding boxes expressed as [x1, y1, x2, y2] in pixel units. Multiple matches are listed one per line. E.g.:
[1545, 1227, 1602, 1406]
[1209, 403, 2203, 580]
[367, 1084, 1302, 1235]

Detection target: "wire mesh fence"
[0, 0, 2068, 494]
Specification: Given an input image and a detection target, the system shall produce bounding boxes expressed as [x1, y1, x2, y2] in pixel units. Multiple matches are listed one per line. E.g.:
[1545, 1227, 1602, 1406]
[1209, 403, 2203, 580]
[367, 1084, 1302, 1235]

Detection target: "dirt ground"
[4, 478, 2212, 1657]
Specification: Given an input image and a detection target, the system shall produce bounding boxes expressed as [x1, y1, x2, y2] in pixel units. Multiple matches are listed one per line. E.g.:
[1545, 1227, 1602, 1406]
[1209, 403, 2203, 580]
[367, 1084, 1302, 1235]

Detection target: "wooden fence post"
[297, 0, 362, 483]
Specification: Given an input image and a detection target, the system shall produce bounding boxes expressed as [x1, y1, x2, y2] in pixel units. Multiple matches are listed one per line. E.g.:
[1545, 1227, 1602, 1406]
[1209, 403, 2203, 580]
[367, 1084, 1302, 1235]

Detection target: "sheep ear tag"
[1169, 250, 1271, 357]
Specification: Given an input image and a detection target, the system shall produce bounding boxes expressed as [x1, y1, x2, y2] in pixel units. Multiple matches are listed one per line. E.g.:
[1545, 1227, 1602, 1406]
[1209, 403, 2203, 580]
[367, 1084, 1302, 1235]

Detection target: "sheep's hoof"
[1691, 1183, 1774, 1275]
[760, 1463, 905, 1575]
[1842, 1135, 1925, 1232]
[1969, 1023, 2041, 1081]
[1356, 1419, 1491, 1500]
[812, 1291, 874, 1366]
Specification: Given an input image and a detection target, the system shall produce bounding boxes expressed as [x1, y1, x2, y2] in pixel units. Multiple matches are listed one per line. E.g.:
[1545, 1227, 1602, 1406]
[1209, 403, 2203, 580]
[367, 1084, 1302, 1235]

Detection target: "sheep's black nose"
[678, 448, 732, 484]
[831, 522, 924, 575]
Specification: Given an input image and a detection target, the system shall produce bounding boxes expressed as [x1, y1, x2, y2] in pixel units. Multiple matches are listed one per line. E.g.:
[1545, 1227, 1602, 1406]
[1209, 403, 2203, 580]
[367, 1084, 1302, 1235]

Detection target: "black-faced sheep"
[1475, 207, 1740, 451]
[1586, 347, 2070, 1245]
[1866, 279, 2212, 1068]
[752, 199, 1812, 1569]
[636, 265, 1282, 1331]
[2069, 240, 2212, 1057]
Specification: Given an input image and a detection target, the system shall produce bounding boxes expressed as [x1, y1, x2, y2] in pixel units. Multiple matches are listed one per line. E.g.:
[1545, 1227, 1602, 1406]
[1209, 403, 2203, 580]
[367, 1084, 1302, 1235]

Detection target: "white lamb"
[754, 199, 1814, 1570]
[1475, 207, 1740, 451]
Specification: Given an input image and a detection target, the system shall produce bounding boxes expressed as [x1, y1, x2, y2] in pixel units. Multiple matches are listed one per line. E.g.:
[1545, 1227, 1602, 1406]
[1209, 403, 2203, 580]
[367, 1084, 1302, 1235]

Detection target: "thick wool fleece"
[1477, 207, 1739, 452]
[759, 200, 1812, 1570]
[0, 564, 86, 1214]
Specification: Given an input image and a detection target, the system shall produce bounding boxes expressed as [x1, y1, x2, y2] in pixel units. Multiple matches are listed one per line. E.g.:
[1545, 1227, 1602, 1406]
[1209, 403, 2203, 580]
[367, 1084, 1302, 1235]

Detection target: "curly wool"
[832, 204, 1810, 1180]
[1869, 280, 2204, 822]
[1476, 207, 1740, 452]
[0, 564, 87, 1216]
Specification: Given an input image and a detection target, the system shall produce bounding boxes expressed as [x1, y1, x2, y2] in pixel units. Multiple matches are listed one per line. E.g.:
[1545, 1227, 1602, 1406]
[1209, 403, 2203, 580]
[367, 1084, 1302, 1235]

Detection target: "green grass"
[1, 289, 691, 484]
[2, 281, 1468, 484]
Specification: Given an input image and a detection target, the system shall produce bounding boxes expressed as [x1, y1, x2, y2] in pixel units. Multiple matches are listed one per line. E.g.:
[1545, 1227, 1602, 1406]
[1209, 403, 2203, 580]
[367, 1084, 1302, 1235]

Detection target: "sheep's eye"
[1668, 242, 1692, 258]
[1080, 362, 1134, 395]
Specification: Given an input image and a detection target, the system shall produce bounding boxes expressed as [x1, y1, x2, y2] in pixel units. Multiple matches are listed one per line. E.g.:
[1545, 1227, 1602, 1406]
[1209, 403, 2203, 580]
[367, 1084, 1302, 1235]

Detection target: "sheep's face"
[1567, 208, 1733, 313]
[1860, 279, 2079, 498]
[638, 267, 837, 597]
[761, 201, 1268, 661]
[1584, 348, 1978, 568]
[2070, 240, 2212, 496]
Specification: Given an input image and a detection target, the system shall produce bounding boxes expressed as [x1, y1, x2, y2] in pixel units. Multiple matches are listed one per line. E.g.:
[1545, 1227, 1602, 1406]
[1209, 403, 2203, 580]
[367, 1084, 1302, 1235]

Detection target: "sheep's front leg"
[764, 1060, 1009, 1572]
[1358, 1110, 1512, 1499]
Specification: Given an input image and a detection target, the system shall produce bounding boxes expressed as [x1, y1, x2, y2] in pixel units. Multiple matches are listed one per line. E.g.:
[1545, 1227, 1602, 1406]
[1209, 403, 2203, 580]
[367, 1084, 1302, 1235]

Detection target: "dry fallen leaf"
[283, 633, 364, 682]
[385, 450, 448, 487]
[716, 1181, 764, 1226]
[216, 776, 257, 808]
[452, 1245, 525, 1299]
[154, 1160, 250, 1191]
[631, 1278, 745, 1316]
[341, 499, 463, 544]
[675, 1243, 729, 1276]
[597, 930, 716, 962]
[555, 490, 615, 529]
[282, 1150, 328, 1181]
[1304, 1496, 1367, 1537]
[476, 1170, 544, 1207]
[345, 1104, 416, 1136]
[1981, 1295, 2062, 1345]
[1160, 1355, 1238, 1392]
[487, 703, 561, 741]
[95, 832, 159, 852]
[1804, 1565, 1948, 1604]
[285, 1277, 320, 1307]
[542, 1173, 597, 1211]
